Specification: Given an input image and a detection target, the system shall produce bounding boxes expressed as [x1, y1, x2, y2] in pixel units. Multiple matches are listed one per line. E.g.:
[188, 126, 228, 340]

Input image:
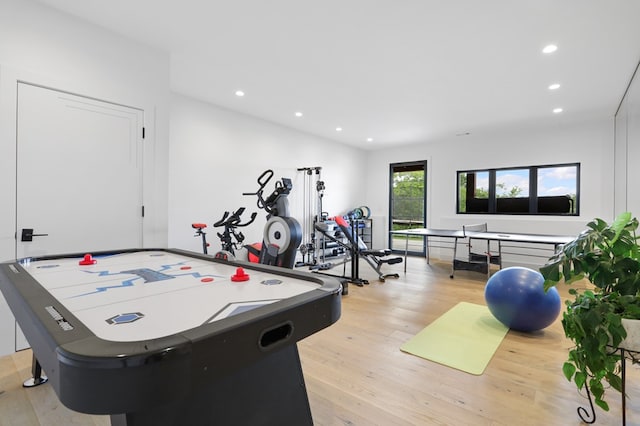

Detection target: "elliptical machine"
[243, 170, 302, 269]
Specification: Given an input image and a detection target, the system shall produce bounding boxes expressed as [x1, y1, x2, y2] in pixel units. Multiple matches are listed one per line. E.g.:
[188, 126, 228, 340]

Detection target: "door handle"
[20, 228, 49, 242]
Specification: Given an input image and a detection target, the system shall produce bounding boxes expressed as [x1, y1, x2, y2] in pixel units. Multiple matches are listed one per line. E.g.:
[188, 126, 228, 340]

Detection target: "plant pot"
[620, 318, 640, 352]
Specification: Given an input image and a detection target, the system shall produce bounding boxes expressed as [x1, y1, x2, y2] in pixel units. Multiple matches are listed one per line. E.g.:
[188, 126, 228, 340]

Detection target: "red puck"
[231, 267, 250, 282]
[79, 254, 97, 266]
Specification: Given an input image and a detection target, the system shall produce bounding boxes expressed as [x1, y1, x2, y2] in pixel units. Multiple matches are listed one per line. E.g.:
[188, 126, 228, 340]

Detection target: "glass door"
[389, 161, 427, 255]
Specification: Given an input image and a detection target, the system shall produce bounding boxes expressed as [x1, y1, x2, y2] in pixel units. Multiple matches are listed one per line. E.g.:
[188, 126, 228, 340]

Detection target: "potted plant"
[540, 211, 640, 413]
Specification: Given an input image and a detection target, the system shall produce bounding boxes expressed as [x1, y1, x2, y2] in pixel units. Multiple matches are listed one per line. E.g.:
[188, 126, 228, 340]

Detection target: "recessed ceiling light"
[553, 107, 563, 114]
[548, 83, 561, 90]
[542, 44, 558, 54]
[235, 90, 245, 97]
[366, 138, 373, 142]
[336, 127, 342, 132]
[295, 112, 303, 117]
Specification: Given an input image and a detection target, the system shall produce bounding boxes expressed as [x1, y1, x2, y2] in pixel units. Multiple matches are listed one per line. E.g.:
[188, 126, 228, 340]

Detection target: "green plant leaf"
[610, 212, 633, 241]
[595, 398, 610, 412]
[590, 379, 604, 399]
[574, 371, 586, 389]
[608, 372, 623, 393]
[562, 362, 576, 381]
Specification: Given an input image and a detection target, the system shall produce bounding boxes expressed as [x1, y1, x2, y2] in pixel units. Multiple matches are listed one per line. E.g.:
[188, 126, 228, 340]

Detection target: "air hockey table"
[0, 248, 342, 425]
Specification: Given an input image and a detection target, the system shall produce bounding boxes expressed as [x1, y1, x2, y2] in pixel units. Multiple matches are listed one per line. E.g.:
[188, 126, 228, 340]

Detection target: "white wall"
[168, 94, 367, 254]
[0, 0, 170, 355]
[365, 116, 615, 266]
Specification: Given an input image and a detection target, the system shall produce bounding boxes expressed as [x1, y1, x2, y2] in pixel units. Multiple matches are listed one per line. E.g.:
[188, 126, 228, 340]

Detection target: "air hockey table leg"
[110, 344, 313, 426]
[23, 353, 48, 387]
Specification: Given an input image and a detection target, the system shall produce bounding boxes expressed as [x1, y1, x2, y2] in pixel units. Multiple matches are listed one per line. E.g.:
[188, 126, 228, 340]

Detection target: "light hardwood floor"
[1, 256, 639, 425]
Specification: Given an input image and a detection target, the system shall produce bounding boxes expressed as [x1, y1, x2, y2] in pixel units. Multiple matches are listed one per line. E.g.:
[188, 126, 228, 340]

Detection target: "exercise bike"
[191, 223, 211, 254]
[212, 207, 257, 259]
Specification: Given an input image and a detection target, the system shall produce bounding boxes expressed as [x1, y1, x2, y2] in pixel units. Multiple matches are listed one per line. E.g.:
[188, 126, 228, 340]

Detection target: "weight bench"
[331, 215, 402, 282]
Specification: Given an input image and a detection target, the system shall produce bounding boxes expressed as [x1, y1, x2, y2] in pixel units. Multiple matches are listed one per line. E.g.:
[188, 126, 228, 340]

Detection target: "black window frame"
[456, 162, 580, 216]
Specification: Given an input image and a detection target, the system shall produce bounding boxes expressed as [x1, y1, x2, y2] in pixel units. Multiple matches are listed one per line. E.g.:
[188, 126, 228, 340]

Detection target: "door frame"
[15, 81, 146, 258]
[0, 65, 163, 355]
[388, 160, 428, 256]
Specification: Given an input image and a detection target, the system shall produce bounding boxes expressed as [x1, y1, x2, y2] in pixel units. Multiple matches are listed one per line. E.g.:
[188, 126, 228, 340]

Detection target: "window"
[458, 171, 489, 213]
[457, 163, 579, 215]
[496, 168, 529, 213]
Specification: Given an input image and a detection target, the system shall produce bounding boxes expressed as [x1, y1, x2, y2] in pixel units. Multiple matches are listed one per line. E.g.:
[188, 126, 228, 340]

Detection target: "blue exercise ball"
[484, 266, 561, 332]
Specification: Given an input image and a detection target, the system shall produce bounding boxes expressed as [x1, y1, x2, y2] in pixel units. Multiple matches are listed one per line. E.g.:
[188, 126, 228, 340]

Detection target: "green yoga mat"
[400, 302, 509, 375]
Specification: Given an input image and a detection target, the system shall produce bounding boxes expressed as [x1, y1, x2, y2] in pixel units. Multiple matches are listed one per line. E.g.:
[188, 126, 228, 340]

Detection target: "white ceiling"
[37, 0, 640, 149]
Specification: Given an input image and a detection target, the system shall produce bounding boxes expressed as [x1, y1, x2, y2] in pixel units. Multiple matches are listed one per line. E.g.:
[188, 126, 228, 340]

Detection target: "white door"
[16, 83, 144, 259]
[14, 83, 144, 350]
